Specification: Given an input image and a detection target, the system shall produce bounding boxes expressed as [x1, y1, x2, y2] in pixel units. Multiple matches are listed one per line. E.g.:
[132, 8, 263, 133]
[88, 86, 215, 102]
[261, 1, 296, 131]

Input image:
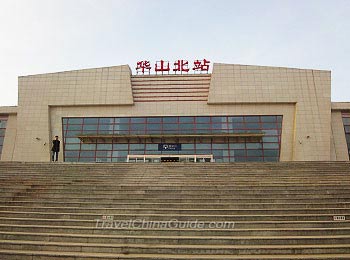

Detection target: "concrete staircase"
[0, 162, 349, 259]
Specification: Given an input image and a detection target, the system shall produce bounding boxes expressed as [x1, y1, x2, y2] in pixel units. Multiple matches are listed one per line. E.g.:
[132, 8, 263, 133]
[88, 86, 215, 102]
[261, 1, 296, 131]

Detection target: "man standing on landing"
[51, 135, 60, 162]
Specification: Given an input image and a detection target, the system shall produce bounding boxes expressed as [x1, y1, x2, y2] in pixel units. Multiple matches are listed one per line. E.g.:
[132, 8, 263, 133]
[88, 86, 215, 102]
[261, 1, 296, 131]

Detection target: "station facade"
[0, 63, 349, 162]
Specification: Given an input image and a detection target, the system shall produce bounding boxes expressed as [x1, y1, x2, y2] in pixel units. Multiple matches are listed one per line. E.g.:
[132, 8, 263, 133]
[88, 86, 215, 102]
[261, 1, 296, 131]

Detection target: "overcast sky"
[0, 0, 349, 106]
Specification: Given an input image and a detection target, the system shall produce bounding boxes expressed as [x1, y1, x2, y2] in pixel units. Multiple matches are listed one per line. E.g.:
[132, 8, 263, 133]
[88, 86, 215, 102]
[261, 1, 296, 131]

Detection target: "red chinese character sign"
[173, 60, 189, 73]
[136, 61, 151, 74]
[193, 59, 210, 72]
[135, 59, 210, 75]
[155, 60, 170, 73]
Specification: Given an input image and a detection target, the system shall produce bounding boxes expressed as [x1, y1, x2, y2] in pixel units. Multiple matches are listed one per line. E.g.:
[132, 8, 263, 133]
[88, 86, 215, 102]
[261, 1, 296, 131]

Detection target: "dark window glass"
[163, 117, 177, 123]
[62, 115, 282, 162]
[196, 117, 210, 123]
[179, 117, 194, 123]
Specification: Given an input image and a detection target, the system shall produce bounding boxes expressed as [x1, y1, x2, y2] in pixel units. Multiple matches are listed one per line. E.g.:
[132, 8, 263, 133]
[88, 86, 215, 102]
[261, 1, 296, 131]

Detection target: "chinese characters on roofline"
[136, 59, 210, 75]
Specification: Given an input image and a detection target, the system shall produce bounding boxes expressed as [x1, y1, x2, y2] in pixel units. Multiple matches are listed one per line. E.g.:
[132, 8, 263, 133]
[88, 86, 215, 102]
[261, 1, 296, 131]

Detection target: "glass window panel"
[99, 118, 114, 124]
[179, 124, 194, 130]
[196, 143, 211, 149]
[196, 129, 211, 134]
[145, 150, 161, 154]
[247, 149, 263, 156]
[65, 131, 80, 137]
[147, 124, 161, 130]
[130, 124, 145, 130]
[130, 143, 145, 150]
[212, 123, 227, 129]
[247, 157, 263, 162]
[222, 157, 230, 162]
[230, 143, 245, 149]
[96, 151, 109, 157]
[67, 124, 82, 131]
[261, 116, 276, 122]
[263, 129, 278, 135]
[115, 118, 130, 124]
[234, 157, 246, 162]
[263, 143, 279, 149]
[84, 118, 98, 124]
[179, 117, 194, 123]
[246, 143, 262, 149]
[231, 123, 245, 129]
[112, 150, 128, 157]
[65, 157, 79, 162]
[212, 143, 228, 149]
[83, 125, 98, 131]
[113, 130, 129, 135]
[62, 118, 68, 125]
[345, 126, 350, 133]
[97, 144, 112, 150]
[163, 117, 177, 123]
[112, 157, 127, 162]
[182, 143, 194, 149]
[178, 150, 193, 155]
[146, 144, 158, 150]
[228, 117, 244, 123]
[96, 157, 111, 162]
[263, 137, 279, 142]
[114, 124, 129, 131]
[131, 117, 146, 123]
[147, 117, 162, 123]
[0, 137, 4, 144]
[211, 117, 227, 123]
[65, 144, 80, 150]
[68, 118, 83, 124]
[81, 144, 96, 150]
[196, 117, 210, 123]
[65, 138, 80, 143]
[196, 124, 210, 129]
[163, 124, 178, 131]
[262, 123, 277, 129]
[129, 150, 145, 155]
[264, 157, 278, 162]
[79, 157, 95, 162]
[245, 116, 260, 123]
[79, 151, 95, 157]
[246, 123, 261, 129]
[196, 149, 211, 154]
[113, 144, 129, 150]
[0, 129, 5, 136]
[264, 150, 279, 157]
[98, 124, 113, 131]
[230, 149, 246, 156]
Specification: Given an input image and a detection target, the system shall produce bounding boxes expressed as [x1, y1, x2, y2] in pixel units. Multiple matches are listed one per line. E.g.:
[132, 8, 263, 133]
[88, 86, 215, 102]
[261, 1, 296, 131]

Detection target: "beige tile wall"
[208, 63, 331, 161]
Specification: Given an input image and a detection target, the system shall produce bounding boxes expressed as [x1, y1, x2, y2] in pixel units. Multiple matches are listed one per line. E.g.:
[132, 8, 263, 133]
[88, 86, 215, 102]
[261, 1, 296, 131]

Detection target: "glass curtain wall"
[62, 115, 282, 162]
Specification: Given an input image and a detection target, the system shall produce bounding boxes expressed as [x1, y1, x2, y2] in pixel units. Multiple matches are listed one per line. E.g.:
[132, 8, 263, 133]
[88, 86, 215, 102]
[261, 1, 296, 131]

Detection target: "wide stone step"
[0, 211, 349, 221]
[0, 206, 349, 215]
[3, 201, 350, 209]
[1, 217, 349, 228]
[1, 240, 350, 255]
[1, 224, 350, 237]
[1, 231, 350, 245]
[1, 249, 350, 260]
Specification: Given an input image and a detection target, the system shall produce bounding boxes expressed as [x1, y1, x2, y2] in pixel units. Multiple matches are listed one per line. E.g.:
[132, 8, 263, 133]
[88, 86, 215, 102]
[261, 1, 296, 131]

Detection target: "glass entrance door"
[127, 154, 213, 163]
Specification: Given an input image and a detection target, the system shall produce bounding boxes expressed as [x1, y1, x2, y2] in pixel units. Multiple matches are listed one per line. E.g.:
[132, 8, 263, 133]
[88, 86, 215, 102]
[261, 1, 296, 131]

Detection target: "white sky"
[0, 0, 349, 106]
